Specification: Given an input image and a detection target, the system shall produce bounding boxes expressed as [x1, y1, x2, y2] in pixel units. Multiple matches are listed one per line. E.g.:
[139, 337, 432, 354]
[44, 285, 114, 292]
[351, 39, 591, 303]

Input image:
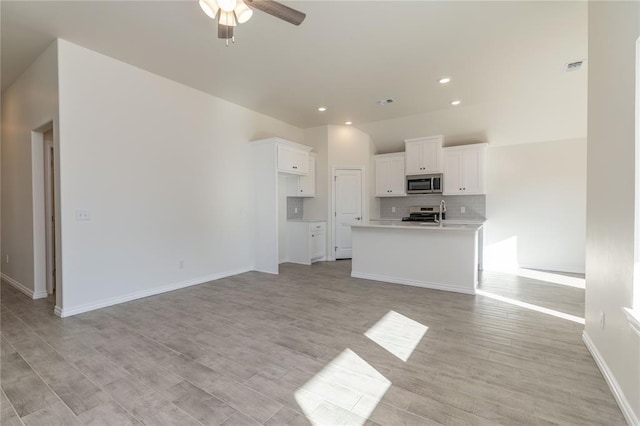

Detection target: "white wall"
[327, 125, 373, 260]
[484, 138, 586, 273]
[327, 125, 373, 226]
[302, 125, 373, 260]
[585, 2, 640, 423]
[1, 41, 59, 299]
[56, 40, 302, 315]
[357, 92, 588, 155]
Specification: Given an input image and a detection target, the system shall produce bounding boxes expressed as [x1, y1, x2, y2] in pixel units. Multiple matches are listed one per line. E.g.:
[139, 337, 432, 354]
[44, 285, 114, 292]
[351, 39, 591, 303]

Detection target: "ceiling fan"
[198, 0, 306, 44]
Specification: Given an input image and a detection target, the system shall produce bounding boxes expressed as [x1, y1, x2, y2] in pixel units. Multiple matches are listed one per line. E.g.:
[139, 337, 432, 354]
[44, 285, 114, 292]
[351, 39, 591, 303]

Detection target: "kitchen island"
[351, 221, 483, 294]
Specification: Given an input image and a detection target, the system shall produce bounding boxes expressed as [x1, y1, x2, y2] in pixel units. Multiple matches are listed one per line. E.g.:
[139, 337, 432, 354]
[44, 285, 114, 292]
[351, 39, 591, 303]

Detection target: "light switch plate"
[76, 209, 90, 221]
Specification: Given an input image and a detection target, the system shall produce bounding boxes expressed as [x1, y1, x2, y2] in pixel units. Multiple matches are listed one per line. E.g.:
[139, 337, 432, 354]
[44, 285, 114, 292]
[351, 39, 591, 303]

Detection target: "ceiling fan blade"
[245, 0, 306, 26]
[218, 24, 234, 39]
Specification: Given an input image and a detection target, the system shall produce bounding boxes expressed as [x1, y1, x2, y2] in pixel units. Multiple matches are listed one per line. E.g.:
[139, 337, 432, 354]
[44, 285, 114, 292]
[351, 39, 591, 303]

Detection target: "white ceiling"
[1, 1, 587, 151]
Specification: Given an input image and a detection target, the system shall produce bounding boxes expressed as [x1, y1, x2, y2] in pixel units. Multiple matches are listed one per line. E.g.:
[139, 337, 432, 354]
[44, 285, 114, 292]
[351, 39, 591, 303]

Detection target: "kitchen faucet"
[439, 200, 446, 227]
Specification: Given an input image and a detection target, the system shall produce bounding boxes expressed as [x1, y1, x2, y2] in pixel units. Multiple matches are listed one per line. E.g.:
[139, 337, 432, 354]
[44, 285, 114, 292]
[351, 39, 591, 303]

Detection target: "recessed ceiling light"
[345, 121, 353, 125]
[439, 77, 451, 84]
[318, 107, 327, 112]
[450, 100, 461, 106]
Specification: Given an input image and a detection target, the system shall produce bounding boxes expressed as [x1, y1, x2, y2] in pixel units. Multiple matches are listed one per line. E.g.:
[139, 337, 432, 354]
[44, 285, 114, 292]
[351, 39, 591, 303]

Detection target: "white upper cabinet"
[375, 153, 406, 197]
[288, 153, 316, 197]
[443, 143, 488, 195]
[404, 135, 444, 175]
[278, 144, 309, 175]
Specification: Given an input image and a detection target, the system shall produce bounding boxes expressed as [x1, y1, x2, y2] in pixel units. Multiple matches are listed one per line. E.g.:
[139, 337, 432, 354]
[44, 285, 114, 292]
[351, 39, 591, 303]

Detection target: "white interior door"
[334, 169, 363, 259]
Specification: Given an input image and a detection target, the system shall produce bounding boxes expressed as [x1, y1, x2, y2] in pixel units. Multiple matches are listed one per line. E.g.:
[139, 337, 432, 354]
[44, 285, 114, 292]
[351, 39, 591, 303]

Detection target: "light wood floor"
[0, 261, 625, 425]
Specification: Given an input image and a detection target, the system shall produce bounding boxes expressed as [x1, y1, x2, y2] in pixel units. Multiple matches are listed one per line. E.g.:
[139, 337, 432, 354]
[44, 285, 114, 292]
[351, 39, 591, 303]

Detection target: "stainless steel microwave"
[406, 174, 443, 194]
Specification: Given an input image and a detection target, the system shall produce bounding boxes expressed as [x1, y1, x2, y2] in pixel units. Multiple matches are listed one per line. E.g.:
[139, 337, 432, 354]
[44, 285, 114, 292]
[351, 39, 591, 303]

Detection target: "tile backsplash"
[379, 194, 486, 221]
[287, 197, 304, 219]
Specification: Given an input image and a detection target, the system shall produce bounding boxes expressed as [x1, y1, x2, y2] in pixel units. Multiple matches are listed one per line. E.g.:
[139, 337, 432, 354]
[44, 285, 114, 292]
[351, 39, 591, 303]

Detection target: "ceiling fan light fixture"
[234, 0, 253, 24]
[219, 10, 237, 26]
[217, 0, 237, 12]
[199, 0, 219, 19]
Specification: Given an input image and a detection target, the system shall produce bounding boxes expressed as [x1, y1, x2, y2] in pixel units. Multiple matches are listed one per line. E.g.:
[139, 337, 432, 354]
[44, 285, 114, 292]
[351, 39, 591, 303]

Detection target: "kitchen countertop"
[353, 220, 483, 232]
[287, 219, 326, 223]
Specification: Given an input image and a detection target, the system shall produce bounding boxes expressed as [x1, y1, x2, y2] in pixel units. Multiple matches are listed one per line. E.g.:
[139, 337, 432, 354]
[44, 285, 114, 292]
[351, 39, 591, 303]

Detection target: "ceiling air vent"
[565, 60, 584, 72]
[376, 98, 395, 105]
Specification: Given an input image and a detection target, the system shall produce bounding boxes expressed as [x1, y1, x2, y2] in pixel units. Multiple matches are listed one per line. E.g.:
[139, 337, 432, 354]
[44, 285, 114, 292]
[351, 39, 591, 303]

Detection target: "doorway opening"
[331, 167, 365, 260]
[31, 121, 61, 313]
[44, 129, 56, 296]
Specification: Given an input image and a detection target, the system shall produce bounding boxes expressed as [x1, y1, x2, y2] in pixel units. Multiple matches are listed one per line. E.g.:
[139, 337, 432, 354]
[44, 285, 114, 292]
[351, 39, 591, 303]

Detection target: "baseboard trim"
[582, 331, 639, 426]
[57, 267, 251, 318]
[1, 273, 48, 299]
[351, 271, 476, 295]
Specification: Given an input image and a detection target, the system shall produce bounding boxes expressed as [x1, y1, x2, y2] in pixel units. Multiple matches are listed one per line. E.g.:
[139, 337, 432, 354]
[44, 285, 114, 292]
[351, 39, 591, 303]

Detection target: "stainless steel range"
[401, 205, 446, 223]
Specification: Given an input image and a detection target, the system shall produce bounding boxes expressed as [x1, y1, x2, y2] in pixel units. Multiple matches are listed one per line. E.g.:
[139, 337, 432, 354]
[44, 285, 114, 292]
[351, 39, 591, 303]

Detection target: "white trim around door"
[330, 166, 366, 261]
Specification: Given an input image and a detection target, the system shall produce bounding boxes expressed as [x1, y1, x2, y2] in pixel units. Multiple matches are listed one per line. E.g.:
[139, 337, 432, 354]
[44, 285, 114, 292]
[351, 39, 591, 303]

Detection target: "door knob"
[355, 217, 361, 220]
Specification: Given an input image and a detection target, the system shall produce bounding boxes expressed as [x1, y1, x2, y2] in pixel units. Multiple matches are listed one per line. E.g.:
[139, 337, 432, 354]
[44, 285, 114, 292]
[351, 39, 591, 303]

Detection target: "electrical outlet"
[179, 260, 184, 269]
[75, 209, 90, 221]
[294, 207, 298, 214]
[460, 206, 466, 214]
[392, 207, 396, 213]
[600, 312, 605, 329]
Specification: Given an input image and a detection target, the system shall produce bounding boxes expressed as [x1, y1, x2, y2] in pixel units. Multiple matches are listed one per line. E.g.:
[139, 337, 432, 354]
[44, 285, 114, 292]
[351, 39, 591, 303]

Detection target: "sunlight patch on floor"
[515, 268, 585, 289]
[294, 348, 391, 425]
[476, 289, 585, 324]
[364, 310, 428, 362]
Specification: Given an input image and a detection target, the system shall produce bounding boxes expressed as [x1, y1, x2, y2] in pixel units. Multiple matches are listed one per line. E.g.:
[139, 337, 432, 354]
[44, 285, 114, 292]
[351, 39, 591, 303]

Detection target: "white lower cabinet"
[287, 221, 326, 265]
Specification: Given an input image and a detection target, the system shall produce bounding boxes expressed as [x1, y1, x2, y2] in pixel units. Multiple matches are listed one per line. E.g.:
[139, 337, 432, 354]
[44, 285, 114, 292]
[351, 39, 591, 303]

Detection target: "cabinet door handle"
[300, 189, 303, 192]
[355, 217, 361, 220]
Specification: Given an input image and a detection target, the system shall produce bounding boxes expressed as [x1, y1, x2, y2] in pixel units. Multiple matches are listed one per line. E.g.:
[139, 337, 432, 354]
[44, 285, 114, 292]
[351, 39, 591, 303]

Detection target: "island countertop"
[353, 220, 483, 232]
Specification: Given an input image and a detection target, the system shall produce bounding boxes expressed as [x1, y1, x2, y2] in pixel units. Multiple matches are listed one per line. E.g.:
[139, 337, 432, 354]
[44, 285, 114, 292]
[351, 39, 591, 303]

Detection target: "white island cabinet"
[351, 222, 483, 294]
